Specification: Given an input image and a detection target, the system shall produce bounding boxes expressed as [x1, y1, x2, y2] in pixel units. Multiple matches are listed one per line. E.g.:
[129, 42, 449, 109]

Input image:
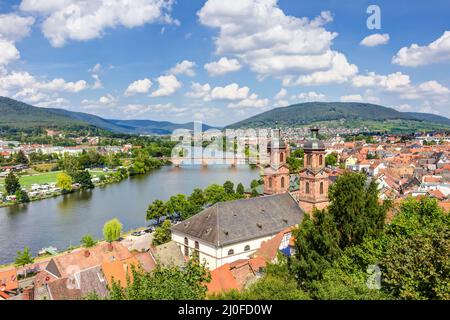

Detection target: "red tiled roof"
[0, 268, 18, 292]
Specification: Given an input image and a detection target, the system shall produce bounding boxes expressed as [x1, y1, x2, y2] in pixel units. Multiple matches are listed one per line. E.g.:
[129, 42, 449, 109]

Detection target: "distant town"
[1, 125, 449, 300]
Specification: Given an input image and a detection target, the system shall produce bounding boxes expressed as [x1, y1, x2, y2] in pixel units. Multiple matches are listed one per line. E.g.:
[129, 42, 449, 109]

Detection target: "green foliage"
[71, 170, 94, 189]
[325, 152, 338, 166]
[188, 188, 207, 207]
[236, 183, 245, 195]
[328, 172, 389, 248]
[5, 171, 21, 195]
[204, 184, 227, 204]
[223, 180, 235, 195]
[146, 200, 167, 223]
[291, 149, 304, 158]
[290, 210, 342, 288]
[15, 246, 34, 268]
[380, 197, 450, 300]
[250, 188, 260, 198]
[103, 218, 122, 243]
[152, 220, 172, 246]
[166, 194, 189, 216]
[80, 234, 97, 248]
[250, 179, 263, 189]
[286, 156, 303, 172]
[56, 172, 73, 192]
[14, 150, 29, 164]
[109, 260, 211, 300]
[15, 189, 30, 203]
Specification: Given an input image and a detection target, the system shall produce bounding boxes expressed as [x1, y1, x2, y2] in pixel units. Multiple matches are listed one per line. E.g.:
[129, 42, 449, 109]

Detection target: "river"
[0, 165, 260, 265]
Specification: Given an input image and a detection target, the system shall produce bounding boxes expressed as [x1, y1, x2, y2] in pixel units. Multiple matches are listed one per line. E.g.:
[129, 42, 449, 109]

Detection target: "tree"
[71, 170, 94, 189]
[56, 172, 73, 192]
[380, 197, 450, 300]
[286, 156, 302, 172]
[103, 218, 122, 243]
[152, 220, 172, 246]
[15, 189, 30, 203]
[290, 209, 342, 288]
[15, 247, 34, 278]
[14, 150, 29, 164]
[146, 200, 167, 225]
[250, 188, 259, 198]
[80, 234, 97, 248]
[109, 259, 211, 300]
[250, 179, 262, 189]
[223, 180, 235, 195]
[327, 172, 389, 248]
[204, 184, 227, 204]
[188, 188, 206, 207]
[166, 194, 189, 217]
[291, 149, 304, 158]
[5, 171, 21, 195]
[236, 183, 245, 196]
[325, 153, 338, 166]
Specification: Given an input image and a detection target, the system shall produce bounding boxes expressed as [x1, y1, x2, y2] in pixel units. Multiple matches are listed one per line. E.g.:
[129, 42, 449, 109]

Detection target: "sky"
[0, 0, 449, 127]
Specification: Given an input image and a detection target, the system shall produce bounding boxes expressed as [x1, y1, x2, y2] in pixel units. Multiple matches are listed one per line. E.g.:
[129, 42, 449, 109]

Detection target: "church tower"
[263, 130, 290, 195]
[298, 127, 329, 211]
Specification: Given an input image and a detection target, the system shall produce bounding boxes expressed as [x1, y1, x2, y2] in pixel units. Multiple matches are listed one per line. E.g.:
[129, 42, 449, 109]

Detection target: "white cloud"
[210, 83, 249, 101]
[340, 94, 363, 102]
[91, 74, 103, 89]
[392, 31, 450, 66]
[400, 80, 450, 101]
[38, 78, 88, 93]
[274, 88, 287, 100]
[125, 78, 152, 96]
[204, 57, 242, 76]
[417, 80, 450, 95]
[123, 103, 189, 118]
[360, 33, 390, 47]
[150, 74, 182, 97]
[20, 0, 178, 47]
[0, 38, 20, 67]
[228, 93, 269, 109]
[291, 91, 326, 102]
[0, 14, 35, 41]
[198, 1, 357, 85]
[168, 60, 196, 77]
[185, 82, 211, 99]
[351, 71, 411, 92]
[396, 104, 412, 111]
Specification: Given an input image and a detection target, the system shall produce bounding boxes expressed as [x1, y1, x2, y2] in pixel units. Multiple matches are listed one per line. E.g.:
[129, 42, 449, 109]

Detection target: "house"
[252, 228, 294, 262]
[0, 268, 19, 299]
[206, 257, 266, 295]
[171, 193, 304, 269]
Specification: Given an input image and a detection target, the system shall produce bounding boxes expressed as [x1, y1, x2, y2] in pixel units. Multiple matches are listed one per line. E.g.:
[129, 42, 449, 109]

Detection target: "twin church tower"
[263, 127, 329, 212]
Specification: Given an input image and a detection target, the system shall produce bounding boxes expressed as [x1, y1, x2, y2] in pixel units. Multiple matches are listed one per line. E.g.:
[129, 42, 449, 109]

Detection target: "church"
[263, 126, 331, 212]
[170, 127, 333, 269]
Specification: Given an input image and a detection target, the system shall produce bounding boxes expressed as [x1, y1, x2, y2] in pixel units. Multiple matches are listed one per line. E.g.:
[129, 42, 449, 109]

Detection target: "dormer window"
[228, 249, 234, 255]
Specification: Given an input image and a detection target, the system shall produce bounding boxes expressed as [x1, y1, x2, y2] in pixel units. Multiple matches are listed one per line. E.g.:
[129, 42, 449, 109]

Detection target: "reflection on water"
[0, 165, 259, 264]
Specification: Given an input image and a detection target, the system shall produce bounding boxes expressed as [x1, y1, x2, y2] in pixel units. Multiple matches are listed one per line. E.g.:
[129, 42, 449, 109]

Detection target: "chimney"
[22, 285, 34, 300]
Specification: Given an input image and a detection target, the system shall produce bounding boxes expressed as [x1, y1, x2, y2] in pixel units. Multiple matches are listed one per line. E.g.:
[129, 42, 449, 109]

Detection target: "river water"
[0, 165, 259, 265]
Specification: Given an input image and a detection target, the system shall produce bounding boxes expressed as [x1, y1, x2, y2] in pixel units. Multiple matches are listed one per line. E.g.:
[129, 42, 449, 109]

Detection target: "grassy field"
[0, 169, 107, 192]
[0, 171, 61, 190]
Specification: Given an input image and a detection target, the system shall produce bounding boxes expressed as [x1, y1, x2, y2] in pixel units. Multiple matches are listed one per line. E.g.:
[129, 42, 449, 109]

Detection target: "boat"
[38, 246, 58, 256]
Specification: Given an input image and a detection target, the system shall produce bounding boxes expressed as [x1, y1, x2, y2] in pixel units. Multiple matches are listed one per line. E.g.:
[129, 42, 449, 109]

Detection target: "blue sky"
[0, 0, 449, 126]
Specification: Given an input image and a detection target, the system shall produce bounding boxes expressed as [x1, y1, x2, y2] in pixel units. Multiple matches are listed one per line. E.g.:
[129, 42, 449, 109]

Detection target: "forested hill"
[0, 96, 215, 135]
[226, 102, 450, 130]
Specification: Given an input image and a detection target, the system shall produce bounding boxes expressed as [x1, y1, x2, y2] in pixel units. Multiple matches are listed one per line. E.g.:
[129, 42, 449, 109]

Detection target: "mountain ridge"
[226, 102, 450, 130]
[0, 96, 215, 135]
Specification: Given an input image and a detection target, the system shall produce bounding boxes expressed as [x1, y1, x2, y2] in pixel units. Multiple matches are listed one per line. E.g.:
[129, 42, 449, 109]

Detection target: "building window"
[184, 237, 189, 256]
[280, 152, 284, 163]
[195, 241, 199, 250]
[320, 182, 324, 194]
[228, 249, 234, 256]
[307, 154, 312, 166]
[281, 176, 285, 188]
[306, 182, 310, 194]
[269, 177, 273, 188]
[319, 155, 323, 166]
[244, 245, 250, 251]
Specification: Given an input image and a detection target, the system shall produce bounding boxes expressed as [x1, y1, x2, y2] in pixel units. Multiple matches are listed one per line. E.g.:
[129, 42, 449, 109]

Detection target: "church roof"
[171, 193, 304, 247]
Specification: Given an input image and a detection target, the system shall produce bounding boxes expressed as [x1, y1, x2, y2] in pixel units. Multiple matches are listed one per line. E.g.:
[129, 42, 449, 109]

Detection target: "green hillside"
[0, 96, 216, 135]
[226, 102, 450, 132]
